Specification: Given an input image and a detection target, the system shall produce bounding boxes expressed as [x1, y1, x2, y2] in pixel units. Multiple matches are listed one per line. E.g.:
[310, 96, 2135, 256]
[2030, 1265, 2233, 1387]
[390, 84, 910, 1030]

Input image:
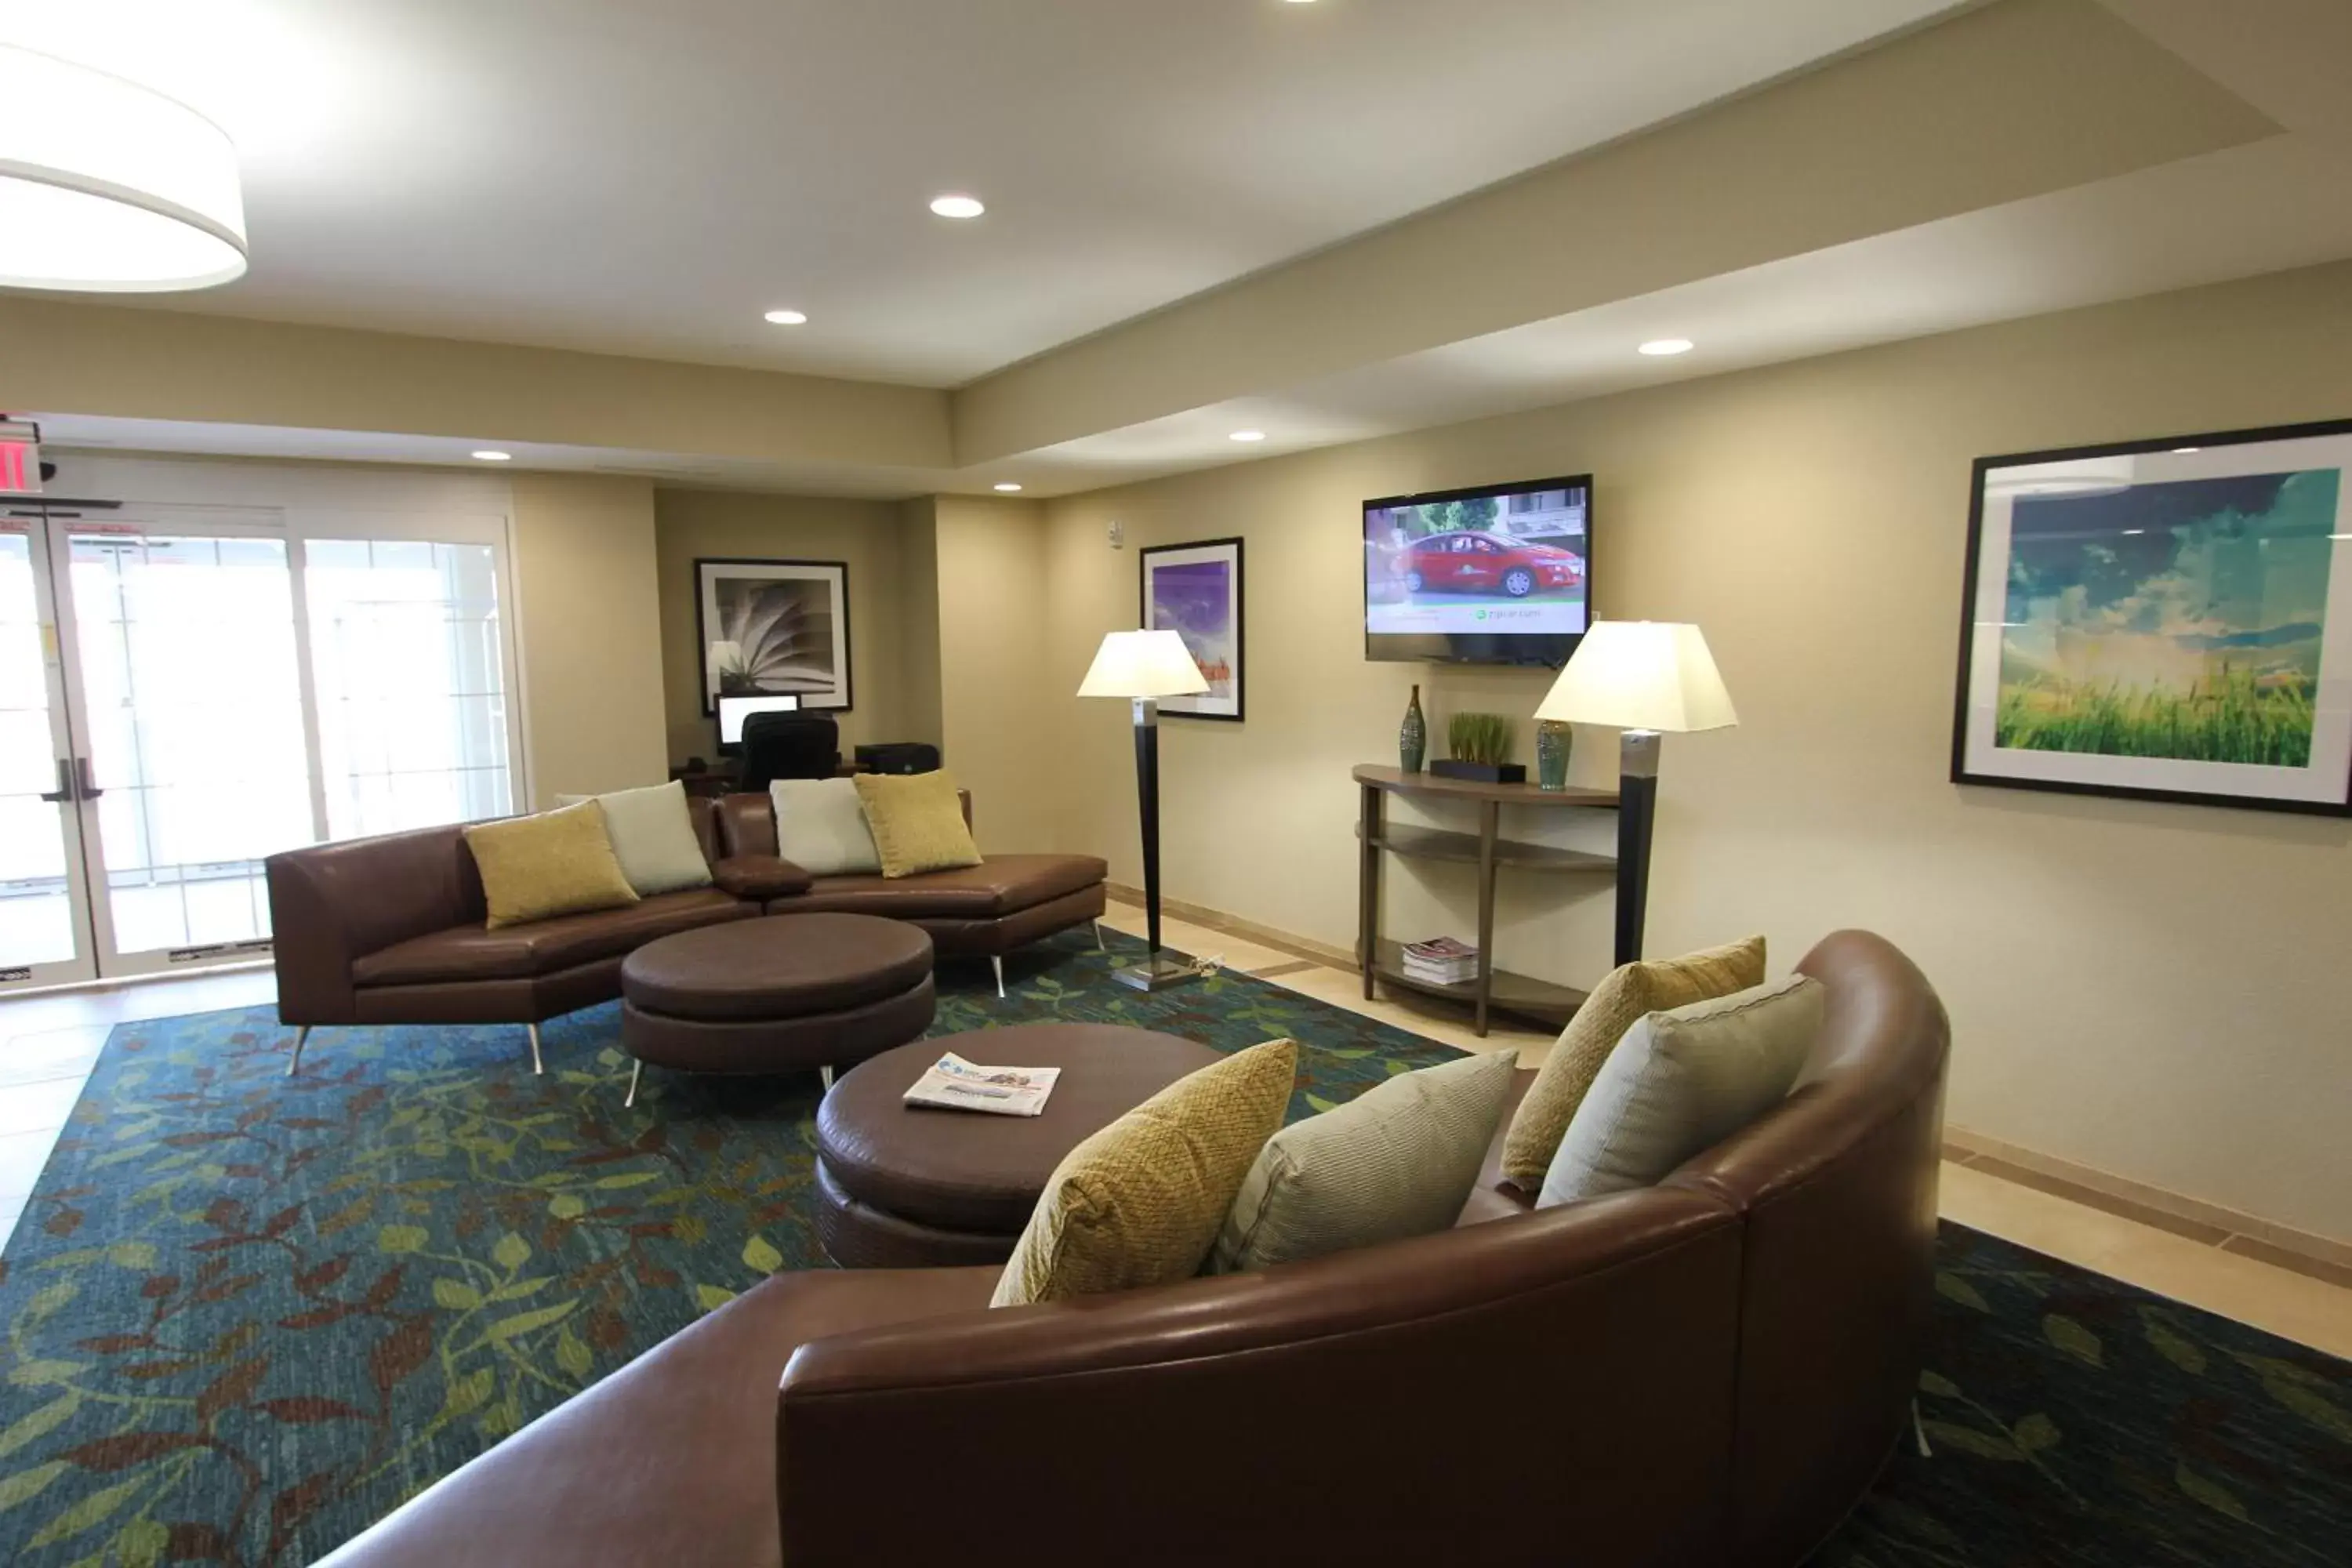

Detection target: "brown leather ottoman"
[620, 914, 936, 1104]
[811, 1022, 1225, 1268]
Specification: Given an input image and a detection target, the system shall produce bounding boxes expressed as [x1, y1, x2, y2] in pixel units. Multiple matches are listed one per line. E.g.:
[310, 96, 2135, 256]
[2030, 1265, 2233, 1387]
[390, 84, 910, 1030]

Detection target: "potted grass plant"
[1431, 711, 1525, 784]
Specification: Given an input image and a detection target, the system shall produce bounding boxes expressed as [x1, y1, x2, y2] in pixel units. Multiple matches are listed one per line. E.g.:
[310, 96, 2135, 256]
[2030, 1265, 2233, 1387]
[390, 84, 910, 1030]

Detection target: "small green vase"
[1399, 684, 1427, 772]
[1536, 719, 1572, 791]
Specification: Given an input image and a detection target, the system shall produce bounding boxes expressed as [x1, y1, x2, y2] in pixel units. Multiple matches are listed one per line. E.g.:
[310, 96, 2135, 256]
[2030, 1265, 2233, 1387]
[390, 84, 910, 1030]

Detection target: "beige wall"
[932, 496, 1057, 854]
[652, 489, 913, 764]
[897, 499, 946, 753]
[0, 295, 952, 471]
[1030, 260, 2352, 1245]
[509, 474, 670, 807]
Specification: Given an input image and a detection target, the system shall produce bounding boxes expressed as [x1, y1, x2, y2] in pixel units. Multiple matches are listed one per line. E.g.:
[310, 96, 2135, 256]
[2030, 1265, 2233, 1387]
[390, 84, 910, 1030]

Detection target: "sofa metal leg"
[286, 1025, 311, 1078]
[527, 1022, 544, 1076]
[819, 1065, 834, 1092]
[624, 1058, 643, 1109]
[991, 956, 1006, 1000]
[1094, 920, 1107, 953]
[1912, 1399, 1932, 1458]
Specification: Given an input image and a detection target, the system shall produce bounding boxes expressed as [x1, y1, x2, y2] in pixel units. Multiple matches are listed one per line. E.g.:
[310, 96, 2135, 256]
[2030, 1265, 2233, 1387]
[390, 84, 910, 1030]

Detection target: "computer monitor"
[717, 693, 802, 750]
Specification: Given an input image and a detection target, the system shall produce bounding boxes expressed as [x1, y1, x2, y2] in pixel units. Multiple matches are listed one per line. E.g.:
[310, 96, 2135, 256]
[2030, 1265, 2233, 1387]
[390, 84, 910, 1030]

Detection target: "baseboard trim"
[1944, 1126, 2352, 1288]
[1103, 884, 2352, 1289]
[1102, 884, 1357, 973]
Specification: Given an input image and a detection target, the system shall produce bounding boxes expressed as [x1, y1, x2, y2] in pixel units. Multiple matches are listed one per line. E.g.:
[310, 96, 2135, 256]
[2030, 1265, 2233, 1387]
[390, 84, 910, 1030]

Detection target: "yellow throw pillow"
[463, 801, 641, 930]
[1497, 936, 1765, 1191]
[993, 1039, 1298, 1308]
[854, 770, 984, 880]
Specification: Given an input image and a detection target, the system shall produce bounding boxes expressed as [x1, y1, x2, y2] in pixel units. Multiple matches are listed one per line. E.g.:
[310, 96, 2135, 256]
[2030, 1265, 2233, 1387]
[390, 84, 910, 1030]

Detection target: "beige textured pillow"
[1537, 974, 1824, 1207]
[554, 781, 711, 896]
[992, 1039, 1298, 1308]
[1209, 1050, 1518, 1275]
[1498, 936, 1765, 1190]
[463, 801, 641, 930]
[854, 770, 982, 880]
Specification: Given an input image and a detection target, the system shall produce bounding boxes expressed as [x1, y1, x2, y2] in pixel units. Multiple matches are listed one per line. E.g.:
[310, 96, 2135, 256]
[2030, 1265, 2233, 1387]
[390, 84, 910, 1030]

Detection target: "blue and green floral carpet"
[0, 927, 2343, 1566]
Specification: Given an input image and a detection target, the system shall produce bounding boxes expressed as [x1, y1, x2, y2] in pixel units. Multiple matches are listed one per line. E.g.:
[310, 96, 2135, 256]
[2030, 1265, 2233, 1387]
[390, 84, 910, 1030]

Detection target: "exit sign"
[0, 420, 38, 495]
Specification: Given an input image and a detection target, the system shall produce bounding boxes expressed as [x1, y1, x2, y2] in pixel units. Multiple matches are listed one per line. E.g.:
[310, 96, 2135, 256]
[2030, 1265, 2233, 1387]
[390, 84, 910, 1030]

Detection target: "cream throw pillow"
[1537, 974, 1824, 1207]
[993, 1039, 1297, 1308]
[854, 770, 983, 880]
[1498, 936, 1765, 1190]
[463, 801, 641, 930]
[554, 781, 711, 896]
[769, 778, 882, 877]
[1208, 1050, 1517, 1275]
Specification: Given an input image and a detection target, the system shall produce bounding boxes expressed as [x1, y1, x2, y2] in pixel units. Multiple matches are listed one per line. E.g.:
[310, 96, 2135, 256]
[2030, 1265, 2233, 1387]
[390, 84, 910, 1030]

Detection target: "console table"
[1354, 764, 1619, 1037]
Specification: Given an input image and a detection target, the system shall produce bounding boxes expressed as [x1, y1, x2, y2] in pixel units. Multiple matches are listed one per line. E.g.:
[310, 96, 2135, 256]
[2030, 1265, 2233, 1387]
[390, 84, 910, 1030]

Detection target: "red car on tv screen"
[1394, 531, 1584, 598]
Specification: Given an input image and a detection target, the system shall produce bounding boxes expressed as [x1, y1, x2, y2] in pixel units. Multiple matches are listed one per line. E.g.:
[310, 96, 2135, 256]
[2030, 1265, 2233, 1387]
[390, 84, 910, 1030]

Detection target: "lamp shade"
[1534, 621, 1737, 733]
[1077, 630, 1210, 699]
[0, 45, 248, 292]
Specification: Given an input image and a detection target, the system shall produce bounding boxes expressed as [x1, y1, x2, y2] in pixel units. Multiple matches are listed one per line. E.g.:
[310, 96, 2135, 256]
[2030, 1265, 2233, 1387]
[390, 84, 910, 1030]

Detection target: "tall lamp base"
[1112, 952, 1202, 993]
[1614, 729, 1661, 967]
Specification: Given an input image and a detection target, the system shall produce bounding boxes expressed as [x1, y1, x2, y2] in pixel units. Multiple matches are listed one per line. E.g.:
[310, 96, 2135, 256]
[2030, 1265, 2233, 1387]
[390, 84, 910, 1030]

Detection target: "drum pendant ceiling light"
[0, 45, 248, 292]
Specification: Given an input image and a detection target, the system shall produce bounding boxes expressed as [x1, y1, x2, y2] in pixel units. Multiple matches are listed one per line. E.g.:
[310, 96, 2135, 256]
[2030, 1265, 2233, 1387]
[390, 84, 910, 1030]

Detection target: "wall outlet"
[1109, 519, 1125, 549]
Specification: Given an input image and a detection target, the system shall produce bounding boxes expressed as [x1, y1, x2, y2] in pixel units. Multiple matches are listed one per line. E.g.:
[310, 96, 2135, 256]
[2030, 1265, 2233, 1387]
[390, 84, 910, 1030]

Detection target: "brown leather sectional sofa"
[315, 930, 1951, 1568]
[266, 792, 1108, 1068]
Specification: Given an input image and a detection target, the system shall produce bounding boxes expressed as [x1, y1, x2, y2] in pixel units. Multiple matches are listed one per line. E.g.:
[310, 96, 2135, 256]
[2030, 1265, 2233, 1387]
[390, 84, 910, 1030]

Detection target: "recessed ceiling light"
[2172, 446, 2200, 454]
[764, 308, 808, 325]
[2122, 528, 2146, 535]
[1230, 430, 1268, 443]
[471, 450, 512, 462]
[930, 194, 985, 220]
[994, 482, 1023, 492]
[1638, 338, 1694, 357]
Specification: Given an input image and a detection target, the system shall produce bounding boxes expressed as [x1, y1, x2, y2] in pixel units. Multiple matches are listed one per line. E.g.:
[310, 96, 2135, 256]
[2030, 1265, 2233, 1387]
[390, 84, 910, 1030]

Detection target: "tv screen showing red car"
[1363, 474, 1592, 666]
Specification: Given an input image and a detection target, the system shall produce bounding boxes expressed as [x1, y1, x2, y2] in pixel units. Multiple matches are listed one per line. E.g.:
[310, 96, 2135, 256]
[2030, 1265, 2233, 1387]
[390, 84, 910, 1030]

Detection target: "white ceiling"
[2, 0, 1962, 386]
[39, 123, 2352, 505]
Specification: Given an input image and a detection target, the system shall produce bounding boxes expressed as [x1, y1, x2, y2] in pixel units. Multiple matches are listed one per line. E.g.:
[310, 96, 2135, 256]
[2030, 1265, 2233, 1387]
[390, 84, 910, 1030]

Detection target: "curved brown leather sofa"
[317, 930, 1949, 1568]
[266, 793, 1109, 1041]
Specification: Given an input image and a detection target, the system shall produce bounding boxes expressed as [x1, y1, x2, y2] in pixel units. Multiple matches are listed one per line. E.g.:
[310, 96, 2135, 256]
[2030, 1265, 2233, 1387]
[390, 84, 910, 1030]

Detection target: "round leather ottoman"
[619, 914, 936, 1102]
[813, 1023, 1225, 1268]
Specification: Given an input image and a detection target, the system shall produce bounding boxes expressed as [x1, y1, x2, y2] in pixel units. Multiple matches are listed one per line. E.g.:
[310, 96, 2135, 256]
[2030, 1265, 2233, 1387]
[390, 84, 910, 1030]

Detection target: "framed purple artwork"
[1140, 538, 1244, 721]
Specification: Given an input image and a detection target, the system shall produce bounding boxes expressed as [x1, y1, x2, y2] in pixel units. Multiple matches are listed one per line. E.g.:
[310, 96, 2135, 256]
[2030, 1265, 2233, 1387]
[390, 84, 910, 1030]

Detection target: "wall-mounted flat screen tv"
[1363, 474, 1592, 665]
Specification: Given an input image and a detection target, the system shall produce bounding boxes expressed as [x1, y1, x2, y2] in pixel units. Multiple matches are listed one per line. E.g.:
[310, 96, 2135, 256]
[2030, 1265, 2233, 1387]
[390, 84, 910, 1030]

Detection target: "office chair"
[739, 711, 841, 791]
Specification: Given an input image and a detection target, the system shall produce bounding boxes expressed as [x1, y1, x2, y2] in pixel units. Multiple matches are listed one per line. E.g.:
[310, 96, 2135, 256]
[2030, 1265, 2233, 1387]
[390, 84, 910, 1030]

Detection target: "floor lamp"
[1079, 629, 1210, 992]
[1534, 622, 1737, 967]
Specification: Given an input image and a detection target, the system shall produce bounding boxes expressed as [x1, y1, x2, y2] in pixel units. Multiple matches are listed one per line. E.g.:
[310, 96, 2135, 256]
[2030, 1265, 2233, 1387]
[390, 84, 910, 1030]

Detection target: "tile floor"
[1, 918, 2344, 1361]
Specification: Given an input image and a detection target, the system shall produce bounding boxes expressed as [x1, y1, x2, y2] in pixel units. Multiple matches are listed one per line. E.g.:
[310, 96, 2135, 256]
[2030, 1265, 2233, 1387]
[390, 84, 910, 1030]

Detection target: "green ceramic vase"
[1399, 684, 1427, 772]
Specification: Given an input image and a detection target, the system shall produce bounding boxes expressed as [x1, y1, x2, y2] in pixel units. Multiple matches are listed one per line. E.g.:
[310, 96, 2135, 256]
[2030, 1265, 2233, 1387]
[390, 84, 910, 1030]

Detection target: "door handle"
[74, 757, 103, 800]
[38, 758, 71, 803]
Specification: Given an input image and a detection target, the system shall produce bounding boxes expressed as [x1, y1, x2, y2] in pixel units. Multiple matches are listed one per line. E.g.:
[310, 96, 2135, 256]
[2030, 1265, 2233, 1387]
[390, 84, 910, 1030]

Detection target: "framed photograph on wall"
[694, 557, 852, 714]
[1141, 538, 1244, 721]
[1952, 417, 2352, 815]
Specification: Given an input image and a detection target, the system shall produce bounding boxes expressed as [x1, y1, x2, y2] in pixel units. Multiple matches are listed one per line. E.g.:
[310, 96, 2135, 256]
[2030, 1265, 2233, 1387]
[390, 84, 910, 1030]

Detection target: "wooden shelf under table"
[1357, 822, 1617, 873]
[1369, 940, 1588, 1028]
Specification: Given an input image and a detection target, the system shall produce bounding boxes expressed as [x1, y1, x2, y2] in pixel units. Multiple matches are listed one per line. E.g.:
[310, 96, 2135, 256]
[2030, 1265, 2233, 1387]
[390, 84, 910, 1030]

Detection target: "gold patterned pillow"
[853, 770, 983, 880]
[463, 801, 641, 930]
[992, 1039, 1298, 1308]
[1497, 936, 1765, 1191]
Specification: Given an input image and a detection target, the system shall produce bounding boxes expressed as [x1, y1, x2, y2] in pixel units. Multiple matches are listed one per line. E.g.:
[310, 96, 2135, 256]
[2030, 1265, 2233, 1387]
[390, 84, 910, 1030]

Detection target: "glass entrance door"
[0, 522, 97, 993]
[0, 469, 524, 992]
[53, 520, 318, 978]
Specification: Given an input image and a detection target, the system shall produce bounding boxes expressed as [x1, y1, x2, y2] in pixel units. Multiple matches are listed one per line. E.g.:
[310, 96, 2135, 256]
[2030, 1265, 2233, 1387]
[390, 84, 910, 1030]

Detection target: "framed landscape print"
[1141, 538, 1244, 721]
[694, 557, 852, 713]
[1952, 418, 2352, 815]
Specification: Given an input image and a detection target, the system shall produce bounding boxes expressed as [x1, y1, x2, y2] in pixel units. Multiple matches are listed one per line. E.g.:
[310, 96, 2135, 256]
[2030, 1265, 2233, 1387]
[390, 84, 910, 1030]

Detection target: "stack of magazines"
[1400, 937, 1480, 986]
[901, 1052, 1061, 1117]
